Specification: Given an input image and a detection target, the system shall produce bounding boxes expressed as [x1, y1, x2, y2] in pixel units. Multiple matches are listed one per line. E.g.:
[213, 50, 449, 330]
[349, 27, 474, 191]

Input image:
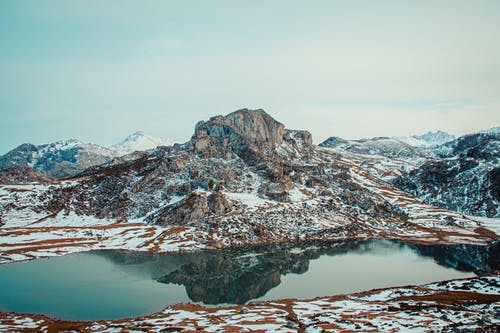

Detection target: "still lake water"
[0, 240, 491, 320]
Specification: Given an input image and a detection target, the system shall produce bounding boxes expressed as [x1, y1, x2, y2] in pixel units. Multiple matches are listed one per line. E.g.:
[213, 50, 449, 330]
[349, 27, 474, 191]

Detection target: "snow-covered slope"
[480, 126, 500, 134]
[319, 130, 455, 159]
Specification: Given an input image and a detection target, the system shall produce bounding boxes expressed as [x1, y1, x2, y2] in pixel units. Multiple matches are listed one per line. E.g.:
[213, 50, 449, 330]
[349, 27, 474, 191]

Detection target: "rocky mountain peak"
[191, 109, 286, 160]
[224, 109, 285, 147]
[110, 131, 177, 155]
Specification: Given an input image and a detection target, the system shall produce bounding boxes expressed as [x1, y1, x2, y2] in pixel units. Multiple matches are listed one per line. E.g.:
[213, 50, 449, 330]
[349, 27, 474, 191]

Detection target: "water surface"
[0, 240, 492, 320]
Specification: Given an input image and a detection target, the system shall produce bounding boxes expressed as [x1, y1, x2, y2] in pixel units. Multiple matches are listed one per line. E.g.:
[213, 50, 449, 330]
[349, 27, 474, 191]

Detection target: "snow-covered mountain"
[1, 117, 498, 220]
[398, 130, 456, 147]
[0, 132, 177, 179]
[319, 130, 456, 159]
[110, 131, 178, 155]
[319, 136, 431, 159]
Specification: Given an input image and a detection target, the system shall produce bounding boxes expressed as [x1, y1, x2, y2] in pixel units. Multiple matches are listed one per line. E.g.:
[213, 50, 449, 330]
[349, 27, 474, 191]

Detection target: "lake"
[0, 239, 494, 320]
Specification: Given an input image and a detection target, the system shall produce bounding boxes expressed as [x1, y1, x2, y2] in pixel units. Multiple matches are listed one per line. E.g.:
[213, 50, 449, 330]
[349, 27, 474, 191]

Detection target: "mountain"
[1, 109, 495, 256]
[318, 130, 455, 159]
[398, 130, 456, 147]
[0, 140, 117, 179]
[0, 132, 177, 179]
[319, 136, 430, 159]
[480, 126, 500, 134]
[110, 131, 178, 156]
[319, 128, 499, 217]
[394, 132, 500, 217]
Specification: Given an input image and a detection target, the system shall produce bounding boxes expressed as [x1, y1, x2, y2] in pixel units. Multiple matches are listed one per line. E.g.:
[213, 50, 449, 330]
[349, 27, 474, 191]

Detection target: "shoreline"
[1, 275, 498, 332]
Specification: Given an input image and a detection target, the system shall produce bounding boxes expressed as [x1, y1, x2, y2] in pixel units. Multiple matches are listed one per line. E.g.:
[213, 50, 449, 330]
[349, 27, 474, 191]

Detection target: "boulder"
[207, 192, 232, 215]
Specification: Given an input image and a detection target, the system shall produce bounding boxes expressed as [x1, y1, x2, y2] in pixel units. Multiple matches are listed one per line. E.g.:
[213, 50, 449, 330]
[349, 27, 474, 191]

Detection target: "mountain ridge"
[0, 132, 177, 179]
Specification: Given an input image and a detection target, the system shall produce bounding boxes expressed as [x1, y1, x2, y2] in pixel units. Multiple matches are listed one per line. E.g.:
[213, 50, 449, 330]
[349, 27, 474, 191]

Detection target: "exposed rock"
[147, 193, 208, 226]
[207, 192, 232, 215]
[284, 129, 313, 147]
[259, 182, 290, 202]
[225, 108, 285, 147]
[191, 108, 285, 162]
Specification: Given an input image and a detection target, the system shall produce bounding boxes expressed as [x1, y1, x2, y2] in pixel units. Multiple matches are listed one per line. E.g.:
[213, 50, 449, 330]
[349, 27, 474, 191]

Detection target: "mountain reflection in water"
[98, 240, 497, 304]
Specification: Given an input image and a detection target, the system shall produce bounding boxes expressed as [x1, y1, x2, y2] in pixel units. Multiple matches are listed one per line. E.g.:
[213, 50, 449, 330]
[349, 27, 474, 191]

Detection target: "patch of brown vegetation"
[395, 290, 500, 305]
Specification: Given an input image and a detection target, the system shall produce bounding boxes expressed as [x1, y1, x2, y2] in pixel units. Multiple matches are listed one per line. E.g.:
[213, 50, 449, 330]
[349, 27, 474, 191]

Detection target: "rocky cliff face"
[191, 108, 286, 163]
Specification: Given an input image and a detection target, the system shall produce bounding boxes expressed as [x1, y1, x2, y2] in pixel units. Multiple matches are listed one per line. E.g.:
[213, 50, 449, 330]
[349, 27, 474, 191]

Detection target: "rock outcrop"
[191, 108, 286, 162]
[207, 192, 232, 215]
[147, 193, 209, 226]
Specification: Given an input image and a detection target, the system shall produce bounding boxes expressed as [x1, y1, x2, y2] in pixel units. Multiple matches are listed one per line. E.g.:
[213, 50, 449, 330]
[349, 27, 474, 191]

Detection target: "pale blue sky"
[1, 0, 499, 153]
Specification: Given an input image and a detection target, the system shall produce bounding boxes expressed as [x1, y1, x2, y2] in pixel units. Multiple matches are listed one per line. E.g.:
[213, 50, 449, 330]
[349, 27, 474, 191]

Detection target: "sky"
[1, 0, 499, 153]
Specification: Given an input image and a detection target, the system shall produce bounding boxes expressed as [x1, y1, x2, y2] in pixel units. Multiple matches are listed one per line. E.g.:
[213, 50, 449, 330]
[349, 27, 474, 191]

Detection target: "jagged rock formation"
[394, 133, 499, 217]
[191, 109, 286, 162]
[1, 109, 418, 244]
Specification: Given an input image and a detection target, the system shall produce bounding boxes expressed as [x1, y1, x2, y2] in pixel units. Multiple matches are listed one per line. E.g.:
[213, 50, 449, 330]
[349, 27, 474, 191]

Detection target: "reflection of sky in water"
[0, 253, 190, 320]
[0, 240, 481, 320]
[262, 245, 473, 301]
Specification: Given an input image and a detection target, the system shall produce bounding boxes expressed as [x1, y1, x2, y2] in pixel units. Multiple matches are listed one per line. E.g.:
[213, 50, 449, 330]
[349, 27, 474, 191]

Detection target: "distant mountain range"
[0, 132, 177, 178]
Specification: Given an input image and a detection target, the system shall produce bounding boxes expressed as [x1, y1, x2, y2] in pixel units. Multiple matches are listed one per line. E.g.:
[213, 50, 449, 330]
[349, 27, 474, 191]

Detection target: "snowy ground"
[0, 180, 498, 264]
[0, 276, 498, 332]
